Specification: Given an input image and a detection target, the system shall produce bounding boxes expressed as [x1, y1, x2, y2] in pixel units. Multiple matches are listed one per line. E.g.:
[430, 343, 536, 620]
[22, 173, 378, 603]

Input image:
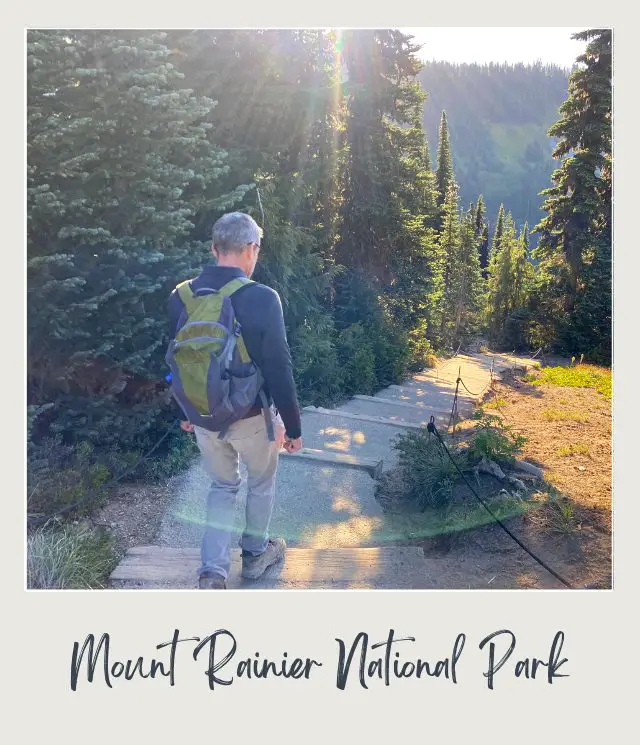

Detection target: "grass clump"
[27, 522, 117, 589]
[378, 428, 468, 511]
[556, 443, 591, 457]
[527, 496, 578, 536]
[483, 397, 507, 410]
[542, 408, 590, 423]
[525, 363, 611, 399]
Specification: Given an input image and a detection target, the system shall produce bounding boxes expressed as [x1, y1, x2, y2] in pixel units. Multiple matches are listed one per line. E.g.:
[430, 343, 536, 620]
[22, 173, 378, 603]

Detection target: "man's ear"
[211, 243, 218, 260]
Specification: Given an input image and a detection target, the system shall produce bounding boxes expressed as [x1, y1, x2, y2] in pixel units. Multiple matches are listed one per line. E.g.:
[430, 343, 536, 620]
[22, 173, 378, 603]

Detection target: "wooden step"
[280, 447, 383, 479]
[110, 545, 430, 589]
[303, 405, 422, 430]
[353, 394, 451, 415]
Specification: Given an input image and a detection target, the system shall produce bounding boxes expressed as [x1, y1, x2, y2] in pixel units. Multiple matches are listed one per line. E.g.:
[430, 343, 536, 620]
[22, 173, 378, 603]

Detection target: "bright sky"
[401, 28, 588, 69]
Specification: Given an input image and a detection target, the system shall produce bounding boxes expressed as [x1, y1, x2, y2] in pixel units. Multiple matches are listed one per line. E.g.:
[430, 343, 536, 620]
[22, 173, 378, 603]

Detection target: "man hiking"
[167, 211, 303, 589]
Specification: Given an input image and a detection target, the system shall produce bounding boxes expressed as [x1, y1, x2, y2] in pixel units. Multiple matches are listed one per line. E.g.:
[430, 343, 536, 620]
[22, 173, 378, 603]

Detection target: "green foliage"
[419, 60, 569, 230]
[27, 523, 117, 589]
[406, 320, 438, 372]
[532, 30, 611, 364]
[489, 204, 506, 263]
[388, 428, 469, 510]
[526, 364, 611, 399]
[291, 320, 344, 407]
[436, 186, 485, 349]
[333, 269, 416, 390]
[468, 410, 527, 462]
[336, 29, 443, 368]
[435, 111, 455, 209]
[27, 30, 249, 456]
[139, 430, 201, 482]
[485, 213, 535, 348]
[541, 407, 589, 423]
[528, 495, 578, 536]
[453, 207, 486, 343]
[474, 195, 490, 270]
[336, 323, 376, 396]
[28, 436, 111, 518]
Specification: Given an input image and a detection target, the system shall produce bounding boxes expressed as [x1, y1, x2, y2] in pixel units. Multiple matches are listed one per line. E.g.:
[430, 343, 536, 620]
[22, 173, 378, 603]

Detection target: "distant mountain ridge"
[418, 61, 570, 234]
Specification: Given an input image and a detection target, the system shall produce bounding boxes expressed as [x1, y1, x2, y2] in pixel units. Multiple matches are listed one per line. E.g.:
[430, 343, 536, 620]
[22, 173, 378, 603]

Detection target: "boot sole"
[241, 550, 286, 580]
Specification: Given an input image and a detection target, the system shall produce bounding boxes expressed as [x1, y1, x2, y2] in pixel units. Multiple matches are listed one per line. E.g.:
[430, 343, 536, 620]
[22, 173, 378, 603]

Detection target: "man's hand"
[282, 437, 303, 453]
[180, 421, 195, 433]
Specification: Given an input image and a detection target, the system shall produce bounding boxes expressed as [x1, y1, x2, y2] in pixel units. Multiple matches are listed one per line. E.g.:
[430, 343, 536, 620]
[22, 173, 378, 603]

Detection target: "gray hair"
[211, 212, 263, 255]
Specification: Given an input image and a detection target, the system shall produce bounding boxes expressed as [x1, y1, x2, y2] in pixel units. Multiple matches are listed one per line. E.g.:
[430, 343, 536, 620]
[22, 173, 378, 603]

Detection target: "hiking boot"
[242, 538, 287, 580]
[198, 572, 226, 589]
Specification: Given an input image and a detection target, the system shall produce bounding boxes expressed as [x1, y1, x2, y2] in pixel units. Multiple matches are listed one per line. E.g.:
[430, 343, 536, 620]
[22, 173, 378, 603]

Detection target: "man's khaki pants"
[193, 409, 285, 580]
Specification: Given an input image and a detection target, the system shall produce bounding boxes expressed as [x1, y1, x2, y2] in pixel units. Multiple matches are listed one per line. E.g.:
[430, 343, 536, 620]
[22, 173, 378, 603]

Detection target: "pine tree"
[336, 29, 442, 370]
[452, 206, 485, 342]
[489, 204, 505, 262]
[474, 195, 490, 270]
[512, 225, 535, 310]
[520, 221, 530, 254]
[27, 30, 249, 446]
[486, 216, 535, 348]
[486, 216, 516, 343]
[533, 29, 611, 361]
[438, 182, 462, 346]
[435, 111, 455, 209]
[474, 195, 486, 235]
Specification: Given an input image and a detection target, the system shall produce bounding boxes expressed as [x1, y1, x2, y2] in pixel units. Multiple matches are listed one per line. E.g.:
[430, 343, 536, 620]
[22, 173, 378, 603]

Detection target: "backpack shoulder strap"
[175, 280, 199, 316]
[175, 276, 254, 317]
[218, 277, 255, 298]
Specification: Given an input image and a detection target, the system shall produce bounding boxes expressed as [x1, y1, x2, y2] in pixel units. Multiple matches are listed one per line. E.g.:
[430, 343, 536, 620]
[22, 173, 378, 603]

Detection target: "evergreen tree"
[474, 194, 490, 270]
[489, 203, 505, 262]
[419, 60, 570, 229]
[486, 216, 516, 343]
[533, 29, 611, 361]
[452, 206, 485, 342]
[28, 28, 572, 494]
[486, 215, 535, 348]
[520, 221, 530, 254]
[336, 29, 442, 370]
[27, 30, 249, 446]
[435, 110, 455, 208]
[512, 224, 535, 310]
[474, 195, 486, 235]
[437, 182, 462, 346]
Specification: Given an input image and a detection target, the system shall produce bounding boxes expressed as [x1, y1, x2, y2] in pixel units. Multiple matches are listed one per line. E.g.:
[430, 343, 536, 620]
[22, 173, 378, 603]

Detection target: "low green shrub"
[468, 410, 527, 463]
[28, 425, 199, 522]
[383, 428, 468, 510]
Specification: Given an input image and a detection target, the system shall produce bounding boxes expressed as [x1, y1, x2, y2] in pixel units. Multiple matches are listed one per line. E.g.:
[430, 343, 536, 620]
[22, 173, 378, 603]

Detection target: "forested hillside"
[419, 61, 570, 231]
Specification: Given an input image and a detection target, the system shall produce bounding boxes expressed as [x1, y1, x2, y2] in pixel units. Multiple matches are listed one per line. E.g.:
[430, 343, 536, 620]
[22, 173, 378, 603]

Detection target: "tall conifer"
[27, 30, 248, 444]
[435, 111, 455, 209]
[533, 29, 611, 361]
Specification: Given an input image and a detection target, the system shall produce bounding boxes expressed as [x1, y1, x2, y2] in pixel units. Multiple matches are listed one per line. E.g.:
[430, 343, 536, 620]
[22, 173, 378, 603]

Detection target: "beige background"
[9, 4, 636, 742]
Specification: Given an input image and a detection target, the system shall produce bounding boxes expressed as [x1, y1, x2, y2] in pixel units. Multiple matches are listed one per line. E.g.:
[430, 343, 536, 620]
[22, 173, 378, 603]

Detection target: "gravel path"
[154, 351, 538, 552]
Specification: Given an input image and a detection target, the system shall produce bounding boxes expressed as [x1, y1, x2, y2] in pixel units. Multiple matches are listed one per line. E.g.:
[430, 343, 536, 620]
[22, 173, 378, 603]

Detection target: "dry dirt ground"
[93, 483, 172, 558]
[408, 367, 612, 590]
